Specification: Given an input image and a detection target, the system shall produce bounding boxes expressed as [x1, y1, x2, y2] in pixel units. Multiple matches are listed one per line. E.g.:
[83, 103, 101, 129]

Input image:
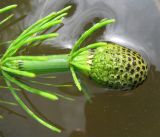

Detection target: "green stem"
[6, 54, 70, 74]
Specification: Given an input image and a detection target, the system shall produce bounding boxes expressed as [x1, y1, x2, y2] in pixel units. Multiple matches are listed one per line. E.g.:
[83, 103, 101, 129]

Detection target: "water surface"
[0, 0, 160, 137]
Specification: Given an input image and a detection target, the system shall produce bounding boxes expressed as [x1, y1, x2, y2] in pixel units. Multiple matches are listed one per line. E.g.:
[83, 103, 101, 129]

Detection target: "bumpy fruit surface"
[89, 43, 148, 90]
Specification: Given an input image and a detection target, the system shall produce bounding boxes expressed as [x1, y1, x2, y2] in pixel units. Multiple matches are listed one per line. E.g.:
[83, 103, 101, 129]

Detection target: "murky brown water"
[0, 0, 160, 137]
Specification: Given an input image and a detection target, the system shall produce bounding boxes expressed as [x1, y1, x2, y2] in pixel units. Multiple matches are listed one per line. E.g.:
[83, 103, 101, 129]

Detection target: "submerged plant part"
[0, 5, 148, 133]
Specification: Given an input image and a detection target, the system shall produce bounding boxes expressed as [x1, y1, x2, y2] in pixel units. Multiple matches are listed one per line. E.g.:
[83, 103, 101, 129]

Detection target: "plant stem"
[6, 54, 70, 74]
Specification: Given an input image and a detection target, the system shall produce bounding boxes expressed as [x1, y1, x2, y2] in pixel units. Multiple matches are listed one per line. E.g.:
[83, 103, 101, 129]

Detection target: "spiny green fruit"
[72, 43, 148, 90]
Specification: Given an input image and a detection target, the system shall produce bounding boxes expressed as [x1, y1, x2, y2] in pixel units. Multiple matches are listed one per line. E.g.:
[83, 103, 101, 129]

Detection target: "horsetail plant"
[0, 5, 148, 133]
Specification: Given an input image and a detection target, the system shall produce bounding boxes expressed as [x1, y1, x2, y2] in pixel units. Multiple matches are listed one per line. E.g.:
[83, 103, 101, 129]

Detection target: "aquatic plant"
[0, 5, 148, 132]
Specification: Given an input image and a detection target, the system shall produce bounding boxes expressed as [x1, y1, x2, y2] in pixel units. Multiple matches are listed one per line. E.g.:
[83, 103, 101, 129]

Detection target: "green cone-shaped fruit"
[72, 43, 148, 90]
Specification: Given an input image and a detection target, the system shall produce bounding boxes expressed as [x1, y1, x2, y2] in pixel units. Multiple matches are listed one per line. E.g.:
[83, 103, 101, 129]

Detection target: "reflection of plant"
[0, 100, 17, 119]
[0, 4, 148, 133]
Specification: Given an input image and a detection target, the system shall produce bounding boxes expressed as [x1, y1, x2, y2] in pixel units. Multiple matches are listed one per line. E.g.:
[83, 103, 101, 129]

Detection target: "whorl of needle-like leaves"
[69, 19, 115, 92]
[0, 4, 18, 120]
[69, 18, 148, 92]
[0, 5, 72, 133]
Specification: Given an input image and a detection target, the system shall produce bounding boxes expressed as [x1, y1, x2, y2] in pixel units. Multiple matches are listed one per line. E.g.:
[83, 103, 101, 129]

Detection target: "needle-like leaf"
[70, 66, 82, 91]
[0, 5, 17, 14]
[3, 72, 58, 101]
[4, 78, 61, 133]
[70, 19, 115, 55]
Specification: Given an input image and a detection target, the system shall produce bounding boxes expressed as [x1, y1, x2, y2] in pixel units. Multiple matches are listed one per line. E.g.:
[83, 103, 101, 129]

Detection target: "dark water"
[0, 0, 160, 137]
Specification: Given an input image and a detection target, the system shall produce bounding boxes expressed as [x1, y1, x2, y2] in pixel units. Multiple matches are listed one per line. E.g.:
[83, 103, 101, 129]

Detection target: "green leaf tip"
[100, 18, 116, 23]
[0, 4, 17, 14]
[0, 14, 14, 26]
[8, 4, 17, 8]
[61, 5, 72, 11]
[8, 4, 18, 9]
